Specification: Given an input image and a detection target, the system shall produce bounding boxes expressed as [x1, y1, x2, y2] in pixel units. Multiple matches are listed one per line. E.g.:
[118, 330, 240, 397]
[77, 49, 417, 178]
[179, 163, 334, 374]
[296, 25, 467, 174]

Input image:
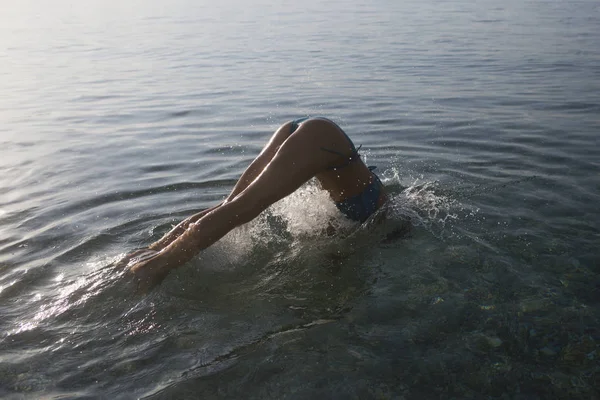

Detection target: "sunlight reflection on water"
[1, 0, 599, 397]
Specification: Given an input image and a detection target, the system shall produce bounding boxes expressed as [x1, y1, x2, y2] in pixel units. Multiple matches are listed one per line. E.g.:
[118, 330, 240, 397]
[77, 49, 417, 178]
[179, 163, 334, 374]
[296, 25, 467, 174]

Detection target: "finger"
[124, 250, 160, 271]
[114, 248, 147, 269]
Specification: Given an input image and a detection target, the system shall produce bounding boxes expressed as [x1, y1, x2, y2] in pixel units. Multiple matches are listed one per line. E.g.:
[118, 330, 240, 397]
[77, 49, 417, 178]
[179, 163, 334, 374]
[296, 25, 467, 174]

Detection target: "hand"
[127, 252, 172, 293]
[114, 248, 157, 269]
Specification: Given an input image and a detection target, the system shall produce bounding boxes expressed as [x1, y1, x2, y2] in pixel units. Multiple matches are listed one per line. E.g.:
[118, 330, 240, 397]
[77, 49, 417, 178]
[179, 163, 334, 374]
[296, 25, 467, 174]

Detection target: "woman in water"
[121, 117, 387, 289]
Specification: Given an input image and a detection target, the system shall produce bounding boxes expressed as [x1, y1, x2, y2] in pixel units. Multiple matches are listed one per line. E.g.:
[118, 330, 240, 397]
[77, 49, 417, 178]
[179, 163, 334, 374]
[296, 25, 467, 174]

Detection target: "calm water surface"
[1, 0, 599, 398]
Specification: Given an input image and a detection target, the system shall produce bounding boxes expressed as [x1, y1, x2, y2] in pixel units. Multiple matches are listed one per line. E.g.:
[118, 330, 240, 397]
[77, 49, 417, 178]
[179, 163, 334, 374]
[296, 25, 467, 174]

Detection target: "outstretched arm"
[117, 121, 297, 267]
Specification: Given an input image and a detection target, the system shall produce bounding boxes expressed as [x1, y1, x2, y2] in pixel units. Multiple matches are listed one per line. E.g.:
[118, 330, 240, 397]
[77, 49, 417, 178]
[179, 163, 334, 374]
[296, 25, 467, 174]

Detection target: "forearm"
[148, 204, 221, 251]
[152, 223, 208, 272]
[149, 144, 277, 251]
[149, 161, 264, 251]
[149, 202, 239, 273]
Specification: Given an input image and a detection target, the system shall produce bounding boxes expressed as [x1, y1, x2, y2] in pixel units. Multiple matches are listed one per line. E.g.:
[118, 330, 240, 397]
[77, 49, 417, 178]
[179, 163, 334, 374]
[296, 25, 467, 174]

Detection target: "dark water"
[1, 0, 599, 398]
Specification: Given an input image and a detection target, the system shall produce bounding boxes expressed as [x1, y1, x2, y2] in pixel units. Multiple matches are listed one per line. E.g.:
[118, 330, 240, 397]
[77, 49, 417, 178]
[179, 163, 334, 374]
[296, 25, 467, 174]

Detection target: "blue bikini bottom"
[290, 116, 384, 222]
[335, 172, 384, 222]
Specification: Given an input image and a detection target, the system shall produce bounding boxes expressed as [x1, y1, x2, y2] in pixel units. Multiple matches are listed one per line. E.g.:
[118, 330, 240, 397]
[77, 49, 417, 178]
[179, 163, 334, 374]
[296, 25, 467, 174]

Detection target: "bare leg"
[129, 119, 352, 288]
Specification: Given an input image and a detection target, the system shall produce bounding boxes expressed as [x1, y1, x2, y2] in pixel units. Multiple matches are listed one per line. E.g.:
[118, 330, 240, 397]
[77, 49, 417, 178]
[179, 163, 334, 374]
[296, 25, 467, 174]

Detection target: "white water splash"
[382, 172, 465, 238]
[204, 172, 466, 268]
[197, 181, 354, 272]
[269, 181, 355, 237]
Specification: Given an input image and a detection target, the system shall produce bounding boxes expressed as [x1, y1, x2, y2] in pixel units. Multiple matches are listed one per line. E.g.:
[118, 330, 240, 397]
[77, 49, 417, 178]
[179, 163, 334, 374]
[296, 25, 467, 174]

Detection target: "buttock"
[290, 116, 361, 170]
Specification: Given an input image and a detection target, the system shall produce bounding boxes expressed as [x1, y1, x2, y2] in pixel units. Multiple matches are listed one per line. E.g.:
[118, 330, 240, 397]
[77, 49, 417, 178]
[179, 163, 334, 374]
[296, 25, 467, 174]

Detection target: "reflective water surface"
[1, 0, 599, 398]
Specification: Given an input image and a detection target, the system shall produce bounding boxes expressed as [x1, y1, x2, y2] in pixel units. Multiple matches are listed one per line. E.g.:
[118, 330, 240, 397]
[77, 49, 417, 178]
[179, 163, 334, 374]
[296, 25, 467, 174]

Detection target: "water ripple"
[1, 0, 599, 398]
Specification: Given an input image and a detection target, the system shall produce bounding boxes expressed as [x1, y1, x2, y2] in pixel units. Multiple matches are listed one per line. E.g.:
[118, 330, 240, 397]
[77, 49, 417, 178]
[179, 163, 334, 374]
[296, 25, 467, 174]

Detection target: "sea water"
[1, 0, 599, 398]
